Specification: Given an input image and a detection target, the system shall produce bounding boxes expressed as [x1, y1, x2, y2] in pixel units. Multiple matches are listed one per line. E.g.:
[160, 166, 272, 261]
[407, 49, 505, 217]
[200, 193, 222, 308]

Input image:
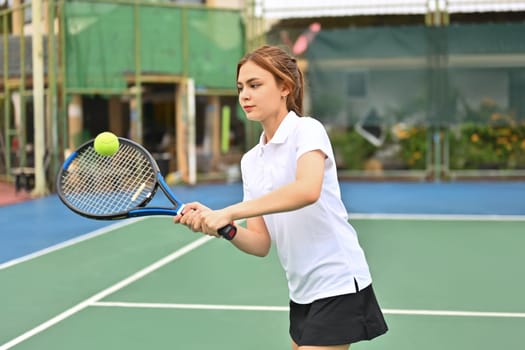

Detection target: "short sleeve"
[295, 117, 335, 166]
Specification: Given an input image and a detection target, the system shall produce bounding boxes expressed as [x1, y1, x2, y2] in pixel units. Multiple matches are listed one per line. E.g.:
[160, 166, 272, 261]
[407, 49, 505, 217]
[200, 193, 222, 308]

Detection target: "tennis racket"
[56, 137, 237, 240]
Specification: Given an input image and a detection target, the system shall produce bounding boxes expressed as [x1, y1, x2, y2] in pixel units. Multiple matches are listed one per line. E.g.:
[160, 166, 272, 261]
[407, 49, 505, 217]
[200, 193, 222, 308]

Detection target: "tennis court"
[1, 182, 525, 350]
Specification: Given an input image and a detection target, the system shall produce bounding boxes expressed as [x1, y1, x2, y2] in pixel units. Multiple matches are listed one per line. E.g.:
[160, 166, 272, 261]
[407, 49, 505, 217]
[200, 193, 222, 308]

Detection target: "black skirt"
[289, 284, 388, 346]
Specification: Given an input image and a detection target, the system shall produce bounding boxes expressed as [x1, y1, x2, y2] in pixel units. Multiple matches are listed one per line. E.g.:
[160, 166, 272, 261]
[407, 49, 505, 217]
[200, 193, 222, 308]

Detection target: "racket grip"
[218, 223, 237, 241]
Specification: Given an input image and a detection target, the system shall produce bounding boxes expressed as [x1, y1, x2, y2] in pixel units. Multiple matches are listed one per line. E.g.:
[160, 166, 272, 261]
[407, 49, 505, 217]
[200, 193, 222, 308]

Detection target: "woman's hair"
[237, 45, 304, 116]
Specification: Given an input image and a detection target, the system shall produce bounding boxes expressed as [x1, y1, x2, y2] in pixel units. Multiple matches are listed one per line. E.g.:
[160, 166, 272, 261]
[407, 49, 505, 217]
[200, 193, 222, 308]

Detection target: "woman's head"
[237, 45, 304, 116]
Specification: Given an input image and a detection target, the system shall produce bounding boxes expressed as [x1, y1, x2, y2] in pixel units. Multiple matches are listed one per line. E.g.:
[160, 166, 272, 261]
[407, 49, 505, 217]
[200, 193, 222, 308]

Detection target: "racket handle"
[218, 223, 237, 241]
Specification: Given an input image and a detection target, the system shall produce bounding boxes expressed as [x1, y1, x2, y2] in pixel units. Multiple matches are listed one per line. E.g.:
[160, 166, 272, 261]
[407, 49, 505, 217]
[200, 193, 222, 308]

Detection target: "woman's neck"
[261, 109, 289, 143]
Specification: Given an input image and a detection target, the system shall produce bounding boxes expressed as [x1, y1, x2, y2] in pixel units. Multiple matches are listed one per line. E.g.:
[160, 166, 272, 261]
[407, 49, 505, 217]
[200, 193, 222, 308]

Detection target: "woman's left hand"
[200, 208, 234, 237]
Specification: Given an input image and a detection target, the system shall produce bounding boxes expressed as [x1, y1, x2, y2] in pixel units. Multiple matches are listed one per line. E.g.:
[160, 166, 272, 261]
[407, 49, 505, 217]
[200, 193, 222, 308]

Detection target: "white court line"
[0, 235, 214, 350]
[0, 218, 145, 270]
[384, 308, 525, 318]
[92, 301, 525, 318]
[349, 213, 525, 221]
[1, 215, 522, 349]
[93, 301, 289, 312]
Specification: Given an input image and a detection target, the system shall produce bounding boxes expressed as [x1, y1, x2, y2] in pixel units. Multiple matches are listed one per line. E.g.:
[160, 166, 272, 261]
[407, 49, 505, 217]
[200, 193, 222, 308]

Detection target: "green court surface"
[1, 216, 524, 350]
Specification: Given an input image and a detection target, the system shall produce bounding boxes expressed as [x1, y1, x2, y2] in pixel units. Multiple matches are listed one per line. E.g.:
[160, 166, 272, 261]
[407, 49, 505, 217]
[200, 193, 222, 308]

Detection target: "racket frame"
[56, 137, 236, 240]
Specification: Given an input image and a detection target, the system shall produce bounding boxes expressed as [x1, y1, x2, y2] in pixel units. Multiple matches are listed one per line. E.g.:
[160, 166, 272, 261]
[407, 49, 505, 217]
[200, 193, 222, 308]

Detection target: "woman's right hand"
[173, 202, 220, 237]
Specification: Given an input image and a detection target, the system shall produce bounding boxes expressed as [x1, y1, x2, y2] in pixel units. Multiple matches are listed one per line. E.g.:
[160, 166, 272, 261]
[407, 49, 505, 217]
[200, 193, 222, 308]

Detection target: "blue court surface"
[1, 181, 524, 350]
[1, 181, 523, 264]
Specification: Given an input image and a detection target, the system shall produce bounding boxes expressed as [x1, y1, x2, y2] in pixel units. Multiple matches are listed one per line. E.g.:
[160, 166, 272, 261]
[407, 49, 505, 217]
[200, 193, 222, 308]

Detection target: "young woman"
[174, 45, 388, 350]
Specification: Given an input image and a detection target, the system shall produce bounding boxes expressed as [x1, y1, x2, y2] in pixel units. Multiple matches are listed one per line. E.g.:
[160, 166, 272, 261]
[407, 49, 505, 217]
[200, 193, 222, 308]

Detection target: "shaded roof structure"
[261, 0, 525, 19]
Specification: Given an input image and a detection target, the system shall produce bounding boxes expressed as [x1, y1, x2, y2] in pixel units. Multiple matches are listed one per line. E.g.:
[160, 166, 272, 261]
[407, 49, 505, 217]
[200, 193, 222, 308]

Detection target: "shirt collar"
[259, 111, 300, 146]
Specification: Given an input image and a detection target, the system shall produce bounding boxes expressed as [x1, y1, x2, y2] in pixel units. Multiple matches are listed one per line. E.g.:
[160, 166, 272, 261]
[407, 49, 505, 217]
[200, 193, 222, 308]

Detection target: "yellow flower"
[392, 123, 410, 140]
[491, 113, 502, 121]
[496, 137, 508, 145]
[470, 134, 479, 143]
[398, 130, 409, 139]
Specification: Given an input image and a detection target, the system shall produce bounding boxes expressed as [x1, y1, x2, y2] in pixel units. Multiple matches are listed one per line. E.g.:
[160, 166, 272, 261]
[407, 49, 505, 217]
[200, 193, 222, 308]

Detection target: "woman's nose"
[239, 89, 249, 100]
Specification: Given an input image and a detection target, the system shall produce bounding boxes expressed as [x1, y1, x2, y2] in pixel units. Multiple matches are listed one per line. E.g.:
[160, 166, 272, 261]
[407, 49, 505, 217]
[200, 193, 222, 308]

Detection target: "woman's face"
[237, 60, 288, 123]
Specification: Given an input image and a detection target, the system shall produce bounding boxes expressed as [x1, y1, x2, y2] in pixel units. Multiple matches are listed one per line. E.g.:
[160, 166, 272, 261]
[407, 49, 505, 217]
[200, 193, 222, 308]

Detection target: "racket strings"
[59, 143, 156, 216]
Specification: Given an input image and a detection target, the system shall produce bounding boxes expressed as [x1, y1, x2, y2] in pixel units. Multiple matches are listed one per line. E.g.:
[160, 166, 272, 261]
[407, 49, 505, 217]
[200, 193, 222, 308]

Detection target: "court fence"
[298, 23, 525, 180]
[0, 0, 245, 191]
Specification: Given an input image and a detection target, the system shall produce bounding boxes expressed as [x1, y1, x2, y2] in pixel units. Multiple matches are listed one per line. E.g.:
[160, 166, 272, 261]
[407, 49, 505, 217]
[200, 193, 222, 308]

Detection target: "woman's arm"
[175, 149, 325, 254]
[230, 216, 272, 257]
[200, 149, 326, 233]
[174, 204, 271, 257]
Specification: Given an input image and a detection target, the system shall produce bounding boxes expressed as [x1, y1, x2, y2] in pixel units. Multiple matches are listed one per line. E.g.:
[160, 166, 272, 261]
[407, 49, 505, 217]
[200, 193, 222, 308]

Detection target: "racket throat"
[128, 207, 181, 217]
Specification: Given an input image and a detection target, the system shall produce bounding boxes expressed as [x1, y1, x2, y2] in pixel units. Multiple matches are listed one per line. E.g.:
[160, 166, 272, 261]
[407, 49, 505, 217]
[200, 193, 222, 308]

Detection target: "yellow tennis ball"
[94, 132, 119, 156]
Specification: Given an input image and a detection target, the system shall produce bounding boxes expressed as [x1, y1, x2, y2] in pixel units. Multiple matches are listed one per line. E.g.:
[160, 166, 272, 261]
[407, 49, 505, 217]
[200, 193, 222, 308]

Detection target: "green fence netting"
[303, 22, 525, 174]
[308, 23, 525, 127]
[64, 1, 244, 91]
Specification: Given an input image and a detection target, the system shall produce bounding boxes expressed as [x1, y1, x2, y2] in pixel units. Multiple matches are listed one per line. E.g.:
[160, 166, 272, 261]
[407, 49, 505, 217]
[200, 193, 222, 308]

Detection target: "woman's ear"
[280, 84, 290, 98]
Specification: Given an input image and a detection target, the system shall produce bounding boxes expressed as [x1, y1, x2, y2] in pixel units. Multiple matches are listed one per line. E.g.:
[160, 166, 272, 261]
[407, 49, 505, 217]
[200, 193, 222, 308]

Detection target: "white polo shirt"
[240, 111, 372, 304]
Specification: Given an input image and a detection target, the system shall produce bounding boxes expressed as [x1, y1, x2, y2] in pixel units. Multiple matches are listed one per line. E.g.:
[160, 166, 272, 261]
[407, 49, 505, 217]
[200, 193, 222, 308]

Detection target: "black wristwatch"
[218, 223, 237, 240]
